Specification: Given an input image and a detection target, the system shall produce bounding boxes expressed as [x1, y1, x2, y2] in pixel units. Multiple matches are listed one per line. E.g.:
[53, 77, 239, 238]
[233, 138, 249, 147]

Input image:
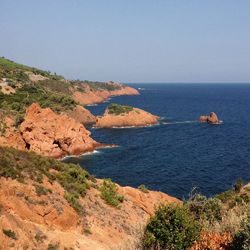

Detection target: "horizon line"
[125, 82, 250, 84]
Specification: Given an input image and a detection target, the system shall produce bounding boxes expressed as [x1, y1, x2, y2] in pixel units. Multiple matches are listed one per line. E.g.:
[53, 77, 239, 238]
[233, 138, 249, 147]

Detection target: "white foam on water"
[103, 98, 111, 103]
[61, 150, 101, 160]
[110, 123, 160, 129]
[82, 150, 100, 156]
[86, 104, 98, 106]
[161, 120, 197, 125]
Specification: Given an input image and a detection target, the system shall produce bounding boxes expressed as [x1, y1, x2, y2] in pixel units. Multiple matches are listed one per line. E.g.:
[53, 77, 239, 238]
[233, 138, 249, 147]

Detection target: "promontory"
[95, 103, 160, 128]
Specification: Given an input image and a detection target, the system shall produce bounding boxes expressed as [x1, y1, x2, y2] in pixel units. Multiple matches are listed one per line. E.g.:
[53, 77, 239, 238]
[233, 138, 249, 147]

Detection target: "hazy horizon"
[1, 0, 250, 83]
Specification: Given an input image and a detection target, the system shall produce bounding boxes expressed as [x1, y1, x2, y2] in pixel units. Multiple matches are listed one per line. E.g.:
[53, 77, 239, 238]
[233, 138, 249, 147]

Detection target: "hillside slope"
[0, 57, 139, 157]
[0, 147, 179, 250]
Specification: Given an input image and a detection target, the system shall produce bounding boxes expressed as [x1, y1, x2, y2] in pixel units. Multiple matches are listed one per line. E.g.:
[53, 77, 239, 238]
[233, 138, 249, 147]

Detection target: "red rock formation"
[67, 105, 96, 125]
[19, 103, 99, 158]
[73, 84, 139, 106]
[199, 112, 219, 124]
[0, 116, 26, 150]
[95, 107, 159, 128]
[0, 176, 179, 250]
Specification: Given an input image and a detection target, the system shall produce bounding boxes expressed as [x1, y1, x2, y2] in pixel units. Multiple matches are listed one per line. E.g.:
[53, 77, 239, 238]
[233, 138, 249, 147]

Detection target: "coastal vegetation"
[0, 84, 76, 115]
[143, 204, 200, 250]
[2, 229, 17, 240]
[107, 103, 133, 115]
[0, 147, 94, 213]
[143, 182, 250, 249]
[99, 178, 124, 207]
[0, 57, 129, 125]
[138, 184, 149, 193]
[0, 57, 62, 83]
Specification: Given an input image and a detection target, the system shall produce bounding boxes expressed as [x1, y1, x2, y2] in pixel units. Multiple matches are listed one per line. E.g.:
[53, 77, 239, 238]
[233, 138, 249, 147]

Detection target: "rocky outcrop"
[0, 78, 16, 94]
[95, 105, 160, 128]
[67, 105, 96, 125]
[0, 116, 26, 150]
[19, 103, 99, 158]
[0, 176, 179, 250]
[199, 112, 219, 124]
[73, 84, 139, 106]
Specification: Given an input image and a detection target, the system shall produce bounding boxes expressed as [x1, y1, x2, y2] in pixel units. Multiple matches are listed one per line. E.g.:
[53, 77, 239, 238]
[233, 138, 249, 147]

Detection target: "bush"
[138, 184, 149, 193]
[2, 229, 17, 240]
[230, 216, 250, 250]
[235, 179, 244, 193]
[143, 204, 200, 250]
[14, 113, 24, 127]
[186, 194, 222, 223]
[47, 243, 60, 250]
[108, 103, 133, 115]
[35, 184, 51, 196]
[99, 179, 124, 207]
[64, 192, 83, 214]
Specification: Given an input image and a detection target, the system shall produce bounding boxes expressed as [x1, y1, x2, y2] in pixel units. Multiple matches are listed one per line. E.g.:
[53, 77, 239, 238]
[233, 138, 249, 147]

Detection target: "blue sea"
[64, 83, 250, 199]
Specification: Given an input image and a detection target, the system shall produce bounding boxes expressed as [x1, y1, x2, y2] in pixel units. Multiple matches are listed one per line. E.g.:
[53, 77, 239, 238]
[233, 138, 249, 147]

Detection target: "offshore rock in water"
[199, 112, 219, 124]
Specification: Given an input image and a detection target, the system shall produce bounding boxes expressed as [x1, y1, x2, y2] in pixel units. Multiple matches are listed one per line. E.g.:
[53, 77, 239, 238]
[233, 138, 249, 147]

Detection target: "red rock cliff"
[73, 84, 139, 106]
[19, 103, 99, 158]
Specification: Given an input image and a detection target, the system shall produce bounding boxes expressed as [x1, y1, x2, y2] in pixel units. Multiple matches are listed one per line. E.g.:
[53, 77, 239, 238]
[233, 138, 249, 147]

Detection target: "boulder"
[199, 112, 219, 124]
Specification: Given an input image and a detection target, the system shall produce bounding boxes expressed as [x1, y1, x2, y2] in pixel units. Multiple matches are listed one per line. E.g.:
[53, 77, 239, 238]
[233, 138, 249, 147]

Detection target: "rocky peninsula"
[95, 103, 160, 128]
[73, 81, 139, 106]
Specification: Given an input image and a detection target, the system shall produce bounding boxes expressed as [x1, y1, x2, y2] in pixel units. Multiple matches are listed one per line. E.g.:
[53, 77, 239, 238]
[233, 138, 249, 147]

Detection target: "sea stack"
[199, 112, 219, 124]
[95, 103, 160, 128]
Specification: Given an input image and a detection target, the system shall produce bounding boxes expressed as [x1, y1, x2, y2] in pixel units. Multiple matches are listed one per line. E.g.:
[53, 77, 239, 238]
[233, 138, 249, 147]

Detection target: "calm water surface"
[64, 83, 250, 199]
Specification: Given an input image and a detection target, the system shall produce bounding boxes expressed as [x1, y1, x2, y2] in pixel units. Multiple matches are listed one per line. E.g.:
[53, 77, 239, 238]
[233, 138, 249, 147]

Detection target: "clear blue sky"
[0, 0, 250, 83]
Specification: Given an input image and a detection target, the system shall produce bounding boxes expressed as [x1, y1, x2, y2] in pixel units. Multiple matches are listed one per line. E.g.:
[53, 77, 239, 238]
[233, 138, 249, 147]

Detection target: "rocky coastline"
[95, 103, 160, 128]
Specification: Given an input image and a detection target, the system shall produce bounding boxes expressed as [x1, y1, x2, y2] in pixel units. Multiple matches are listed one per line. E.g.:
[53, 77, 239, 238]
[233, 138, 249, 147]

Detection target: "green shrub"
[107, 103, 133, 115]
[0, 120, 7, 135]
[64, 192, 83, 214]
[230, 216, 250, 250]
[2, 229, 17, 240]
[216, 190, 236, 203]
[143, 204, 200, 250]
[35, 230, 47, 243]
[235, 179, 244, 193]
[99, 179, 124, 207]
[14, 113, 24, 127]
[56, 164, 89, 197]
[47, 243, 60, 250]
[138, 184, 149, 193]
[35, 184, 51, 196]
[186, 194, 222, 223]
[0, 147, 91, 213]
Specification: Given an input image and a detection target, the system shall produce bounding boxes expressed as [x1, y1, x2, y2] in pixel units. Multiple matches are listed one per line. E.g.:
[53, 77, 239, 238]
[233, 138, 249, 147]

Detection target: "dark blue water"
[64, 84, 250, 199]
